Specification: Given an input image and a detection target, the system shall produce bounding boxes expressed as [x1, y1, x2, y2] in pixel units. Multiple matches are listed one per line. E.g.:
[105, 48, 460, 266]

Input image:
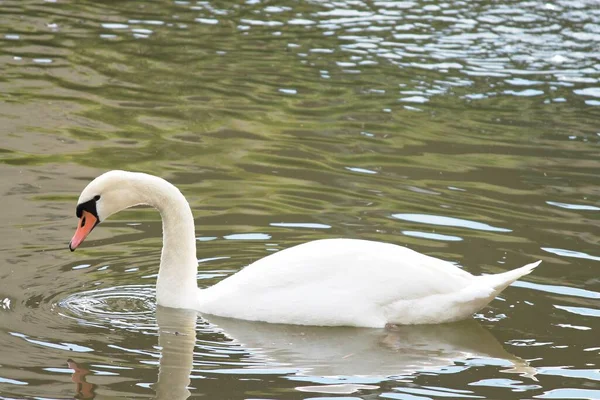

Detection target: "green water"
[1, 0, 599, 398]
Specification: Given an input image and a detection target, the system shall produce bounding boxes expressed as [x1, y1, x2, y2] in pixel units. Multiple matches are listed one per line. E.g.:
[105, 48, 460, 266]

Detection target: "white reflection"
[546, 201, 600, 211]
[541, 247, 600, 262]
[154, 307, 197, 400]
[152, 308, 537, 399]
[205, 316, 536, 380]
[392, 213, 511, 232]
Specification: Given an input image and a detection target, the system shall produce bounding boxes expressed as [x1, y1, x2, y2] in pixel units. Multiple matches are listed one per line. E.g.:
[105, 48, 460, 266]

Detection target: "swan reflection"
[150, 307, 536, 399]
[154, 307, 197, 400]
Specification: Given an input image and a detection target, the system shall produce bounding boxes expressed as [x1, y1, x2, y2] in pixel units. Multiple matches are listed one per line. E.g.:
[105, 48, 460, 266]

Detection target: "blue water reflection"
[392, 213, 511, 233]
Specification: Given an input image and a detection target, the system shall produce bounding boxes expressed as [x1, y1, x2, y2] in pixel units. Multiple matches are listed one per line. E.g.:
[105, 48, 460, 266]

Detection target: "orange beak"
[69, 210, 98, 251]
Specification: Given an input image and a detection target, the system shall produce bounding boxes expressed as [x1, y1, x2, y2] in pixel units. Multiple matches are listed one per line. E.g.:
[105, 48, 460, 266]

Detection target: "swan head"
[69, 170, 149, 251]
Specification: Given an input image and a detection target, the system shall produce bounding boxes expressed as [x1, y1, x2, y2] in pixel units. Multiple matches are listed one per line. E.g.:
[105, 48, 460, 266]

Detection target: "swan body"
[70, 170, 541, 328]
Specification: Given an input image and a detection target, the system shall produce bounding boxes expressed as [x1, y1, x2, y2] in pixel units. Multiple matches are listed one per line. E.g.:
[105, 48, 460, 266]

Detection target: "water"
[1, 0, 599, 398]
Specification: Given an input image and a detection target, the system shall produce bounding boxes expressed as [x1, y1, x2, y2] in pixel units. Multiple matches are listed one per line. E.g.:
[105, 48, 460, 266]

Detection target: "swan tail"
[381, 261, 542, 325]
[481, 260, 542, 296]
[450, 260, 542, 322]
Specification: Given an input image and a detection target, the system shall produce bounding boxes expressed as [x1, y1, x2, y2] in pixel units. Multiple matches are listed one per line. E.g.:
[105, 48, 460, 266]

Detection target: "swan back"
[198, 239, 478, 327]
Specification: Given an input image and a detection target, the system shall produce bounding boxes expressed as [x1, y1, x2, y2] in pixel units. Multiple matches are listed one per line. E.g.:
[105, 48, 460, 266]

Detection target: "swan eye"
[94, 195, 101, 201]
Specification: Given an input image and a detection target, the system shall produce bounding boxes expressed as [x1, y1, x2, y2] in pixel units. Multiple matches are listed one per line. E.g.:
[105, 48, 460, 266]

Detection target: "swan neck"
[140, 176, 199, 309]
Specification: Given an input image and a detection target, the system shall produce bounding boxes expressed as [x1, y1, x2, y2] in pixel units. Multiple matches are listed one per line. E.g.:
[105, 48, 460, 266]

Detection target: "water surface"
[0, 0, 599, 399]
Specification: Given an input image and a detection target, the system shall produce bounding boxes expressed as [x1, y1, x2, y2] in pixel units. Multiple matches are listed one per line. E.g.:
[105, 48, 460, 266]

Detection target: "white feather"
[74, 171, 542, 327]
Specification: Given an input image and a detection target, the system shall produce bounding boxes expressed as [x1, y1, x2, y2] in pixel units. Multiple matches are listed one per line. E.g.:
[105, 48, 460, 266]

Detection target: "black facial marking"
[76, 197, 100, 221]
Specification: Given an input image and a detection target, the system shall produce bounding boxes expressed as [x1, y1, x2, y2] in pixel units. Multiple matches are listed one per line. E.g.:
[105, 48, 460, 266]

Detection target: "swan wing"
[198, 239, 477, 326]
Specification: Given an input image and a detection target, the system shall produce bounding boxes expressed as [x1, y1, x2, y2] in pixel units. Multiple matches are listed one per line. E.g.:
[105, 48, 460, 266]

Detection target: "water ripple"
[1, 0, 599, 398]
[58, 285, 156, 330]
[392, 213, 512, 233]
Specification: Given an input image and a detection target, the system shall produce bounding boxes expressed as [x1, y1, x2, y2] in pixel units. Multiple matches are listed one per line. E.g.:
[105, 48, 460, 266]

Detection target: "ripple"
[223, 233, 271, 240]
[505, 78, 543, 86]
[470, 378, 540, 391]
[554, 305, 600, 318]
[511, 281, 599, 300]
[101, 23, 129, 29]
[535, 388, 600, 399]
[195, 18, 219, 25]
[2, 0, 599, 397]
[541, 247, 600, 262]
[389, 386, 483, 399]
[574, 88, 600, 98]
[546, 201, 600, 211]
[537, 367, 600, 382]
[278, 88, 297, 95]
[504, 89, 544, 97]
[270, 222, 331, 229]
[401, 230, 463, 242]
[399, 96, 429, 103]
[9, 332, 93, 352]
[0, 376, 28, 386]
[58, 285, 156, 330]
[392, 213, 512, 233]
[345, 167, 377, 174]
[296, 383, 379, 394]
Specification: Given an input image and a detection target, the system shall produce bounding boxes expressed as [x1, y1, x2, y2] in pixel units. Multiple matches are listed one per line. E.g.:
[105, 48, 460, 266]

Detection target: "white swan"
[69, 170, 541, 327]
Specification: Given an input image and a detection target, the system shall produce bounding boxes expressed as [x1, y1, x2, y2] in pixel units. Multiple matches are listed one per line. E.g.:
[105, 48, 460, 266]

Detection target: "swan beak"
[69, 210, 98, 252]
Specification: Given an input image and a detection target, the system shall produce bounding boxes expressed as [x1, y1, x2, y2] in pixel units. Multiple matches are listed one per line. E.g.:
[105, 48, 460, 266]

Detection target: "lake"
[0, 0, 599, 399]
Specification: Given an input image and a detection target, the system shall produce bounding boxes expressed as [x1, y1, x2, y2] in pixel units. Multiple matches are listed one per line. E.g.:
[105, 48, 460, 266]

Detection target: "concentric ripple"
[58, 285, 157, 332]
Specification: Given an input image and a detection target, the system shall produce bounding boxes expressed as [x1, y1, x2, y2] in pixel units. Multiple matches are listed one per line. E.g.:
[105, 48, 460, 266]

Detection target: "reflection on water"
[66, 306, 537, 399]
[154, 308, 195, 400]
[0, 0, 599, 398]
[203, 315, 537, 380]
[67, 358, 96, 399]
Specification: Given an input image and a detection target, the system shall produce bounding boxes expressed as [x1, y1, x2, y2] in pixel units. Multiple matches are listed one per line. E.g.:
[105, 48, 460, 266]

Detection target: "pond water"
[1, 0, 599, 398]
